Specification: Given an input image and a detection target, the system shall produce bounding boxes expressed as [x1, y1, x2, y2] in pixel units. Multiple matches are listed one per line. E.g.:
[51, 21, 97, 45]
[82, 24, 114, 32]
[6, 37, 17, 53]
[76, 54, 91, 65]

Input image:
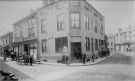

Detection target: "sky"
[0, 0, 134, 36]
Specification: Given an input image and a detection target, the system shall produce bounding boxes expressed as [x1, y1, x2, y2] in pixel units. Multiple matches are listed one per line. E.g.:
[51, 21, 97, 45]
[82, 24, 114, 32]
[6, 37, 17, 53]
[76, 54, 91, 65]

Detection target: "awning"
[12, 39, 38, 46]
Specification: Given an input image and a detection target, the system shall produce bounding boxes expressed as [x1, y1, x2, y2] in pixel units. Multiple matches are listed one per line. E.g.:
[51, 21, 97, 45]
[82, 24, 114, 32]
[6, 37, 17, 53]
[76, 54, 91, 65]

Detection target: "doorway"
[24, 44, 29, 55]
[71, 42, 82, 61]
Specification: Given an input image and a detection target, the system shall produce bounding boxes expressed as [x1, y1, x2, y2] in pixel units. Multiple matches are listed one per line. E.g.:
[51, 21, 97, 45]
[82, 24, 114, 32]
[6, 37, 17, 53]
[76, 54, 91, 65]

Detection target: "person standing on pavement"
[82, 53, 86, 64]
[92, 54, 95, 62]
[3, 48, 7, 61]
[65, 55, 69, 65]
[29, 55, 33, 66]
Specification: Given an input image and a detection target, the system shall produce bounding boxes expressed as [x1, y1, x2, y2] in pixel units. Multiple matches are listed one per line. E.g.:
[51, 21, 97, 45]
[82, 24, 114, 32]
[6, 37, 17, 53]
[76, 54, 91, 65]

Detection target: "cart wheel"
[24, 60, 28, 65]
[16, 58, 21, 65]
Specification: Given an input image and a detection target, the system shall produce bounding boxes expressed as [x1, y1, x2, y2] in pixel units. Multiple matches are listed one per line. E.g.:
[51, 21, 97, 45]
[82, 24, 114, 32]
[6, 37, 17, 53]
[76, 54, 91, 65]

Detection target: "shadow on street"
[98, 53, 133, 65]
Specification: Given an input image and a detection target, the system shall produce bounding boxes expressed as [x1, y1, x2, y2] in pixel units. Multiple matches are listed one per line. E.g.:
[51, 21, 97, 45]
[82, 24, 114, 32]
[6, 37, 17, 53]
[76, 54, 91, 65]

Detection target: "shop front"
[12, 39, 38, 59]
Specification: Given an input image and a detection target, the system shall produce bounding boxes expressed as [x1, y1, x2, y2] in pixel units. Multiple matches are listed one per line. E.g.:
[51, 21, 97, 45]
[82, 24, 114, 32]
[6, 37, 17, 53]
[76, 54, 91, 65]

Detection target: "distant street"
[53, 52, 135, 81]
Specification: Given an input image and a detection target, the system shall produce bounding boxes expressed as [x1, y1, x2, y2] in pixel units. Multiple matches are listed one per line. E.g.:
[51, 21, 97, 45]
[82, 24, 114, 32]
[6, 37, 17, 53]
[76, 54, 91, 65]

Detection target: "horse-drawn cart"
[16, 55, 31, 65]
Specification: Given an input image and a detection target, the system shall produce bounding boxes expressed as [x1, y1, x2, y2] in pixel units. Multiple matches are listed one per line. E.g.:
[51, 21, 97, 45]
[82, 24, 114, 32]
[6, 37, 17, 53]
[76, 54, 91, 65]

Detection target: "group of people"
[2, 48, 34, 66]
[62, 55, 69, 65]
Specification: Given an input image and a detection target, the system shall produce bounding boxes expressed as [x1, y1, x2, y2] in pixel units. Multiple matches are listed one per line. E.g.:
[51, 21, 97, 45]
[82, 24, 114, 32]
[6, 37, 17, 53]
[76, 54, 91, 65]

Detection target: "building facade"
[13, 13, 39, 59]
[37, 0, 105, 62]
[0, 32, 13, 56]
[13, 0, 105, 62]
[107, 34, 115, 52]
[0, 32, 13, 48]
[114, 27, 135, 53]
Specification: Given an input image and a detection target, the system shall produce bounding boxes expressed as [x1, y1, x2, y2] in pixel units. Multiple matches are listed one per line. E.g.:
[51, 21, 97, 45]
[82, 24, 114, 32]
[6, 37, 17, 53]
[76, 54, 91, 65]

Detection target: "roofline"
[84, 0, 104, 19]
[114, 29, 135, 36]
[13, 12, 36, 26]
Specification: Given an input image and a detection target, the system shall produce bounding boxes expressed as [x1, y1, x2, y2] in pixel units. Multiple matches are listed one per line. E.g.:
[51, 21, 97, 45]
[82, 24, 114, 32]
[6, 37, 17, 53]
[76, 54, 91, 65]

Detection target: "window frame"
[70, 12, 80, 29]
[41, 19, 47, 33]
[84, 15, 89, 30]
[42, 39, 47, 53]
[57, 14, 64, 31]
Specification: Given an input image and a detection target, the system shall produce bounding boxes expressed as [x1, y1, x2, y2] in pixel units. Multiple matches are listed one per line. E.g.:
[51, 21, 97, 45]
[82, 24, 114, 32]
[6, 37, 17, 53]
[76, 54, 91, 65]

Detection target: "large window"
[42, 40, 47, 53]
[84, 15, 89, 30]
[41, 19, 47, 33]
[71, 13, 80, 28]
[55, 37, 68, 52]
[85, 37, 90, 51]
[57, 14, 64, 31]
[70, 0, 80, 6]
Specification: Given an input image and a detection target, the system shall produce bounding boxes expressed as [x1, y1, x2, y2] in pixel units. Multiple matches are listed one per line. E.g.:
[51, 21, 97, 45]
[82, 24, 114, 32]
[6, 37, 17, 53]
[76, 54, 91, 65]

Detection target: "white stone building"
[114, 27, 135, 53]
[13, 0, 105, 63]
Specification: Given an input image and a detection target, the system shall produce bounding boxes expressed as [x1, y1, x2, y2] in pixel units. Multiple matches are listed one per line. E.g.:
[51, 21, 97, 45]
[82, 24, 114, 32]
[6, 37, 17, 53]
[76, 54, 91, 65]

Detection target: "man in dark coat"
[29, 55, 33, 66]
[82, 53, 86, 64]
[65, 55, 69, 65]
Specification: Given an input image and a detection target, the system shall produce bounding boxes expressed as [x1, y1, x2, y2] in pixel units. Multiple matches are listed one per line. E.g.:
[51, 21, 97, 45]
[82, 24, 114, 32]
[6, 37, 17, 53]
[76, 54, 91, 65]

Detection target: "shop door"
[71, 42, 82, 59]
[24, 44, 29, 55]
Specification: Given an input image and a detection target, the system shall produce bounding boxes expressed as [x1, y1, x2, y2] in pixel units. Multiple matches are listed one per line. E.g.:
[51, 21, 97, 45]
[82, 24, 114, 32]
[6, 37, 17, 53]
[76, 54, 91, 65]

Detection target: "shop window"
[42, 40, 47, 53]
[55, 37, 68, 52]
[28, 27, 35, 37]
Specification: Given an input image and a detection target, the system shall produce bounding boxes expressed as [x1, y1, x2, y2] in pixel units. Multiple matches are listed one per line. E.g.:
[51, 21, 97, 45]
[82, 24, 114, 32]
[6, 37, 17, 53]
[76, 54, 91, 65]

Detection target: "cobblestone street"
[1, 52, 135, 81]
[52, 52, 135, 81]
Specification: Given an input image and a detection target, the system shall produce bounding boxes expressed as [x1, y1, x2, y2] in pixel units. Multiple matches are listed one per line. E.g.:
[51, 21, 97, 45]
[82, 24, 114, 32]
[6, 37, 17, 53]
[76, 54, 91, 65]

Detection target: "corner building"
[37, 0, 105, 62]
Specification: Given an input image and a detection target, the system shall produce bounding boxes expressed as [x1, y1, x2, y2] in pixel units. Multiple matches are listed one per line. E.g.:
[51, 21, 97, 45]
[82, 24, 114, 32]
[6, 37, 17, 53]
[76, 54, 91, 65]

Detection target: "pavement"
[0, 54, 113, 81]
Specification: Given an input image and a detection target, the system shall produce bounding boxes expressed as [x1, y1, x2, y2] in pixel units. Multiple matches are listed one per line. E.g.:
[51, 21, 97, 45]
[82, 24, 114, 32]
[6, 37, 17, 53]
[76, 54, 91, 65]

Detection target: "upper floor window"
[94, 13, 97, 17]
[84, 15, 89, 30]
[70, 0, 80, 6]
[57, 14, 64, 31]
[95, 26, 98, 34]
[57, 1, 64, 8]
[84, 5, 89, 11]
[85, 37, 90, 51]
[100, 25, 103, 35]
[70, 13, 80, 28]
[31, 18, 35, 25]
[28, 19, 32, 26]
[100, 17, 103, 21]
[94, 21, 98, 33]
[28, 27, 35, 37]
[20, 31, 23, 37]
[41, 19, 47, 33]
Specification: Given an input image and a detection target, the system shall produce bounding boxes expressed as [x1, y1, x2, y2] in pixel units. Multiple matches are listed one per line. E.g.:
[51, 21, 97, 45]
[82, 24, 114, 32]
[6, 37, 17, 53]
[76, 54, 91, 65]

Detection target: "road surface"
[53, 52, 135, 81]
